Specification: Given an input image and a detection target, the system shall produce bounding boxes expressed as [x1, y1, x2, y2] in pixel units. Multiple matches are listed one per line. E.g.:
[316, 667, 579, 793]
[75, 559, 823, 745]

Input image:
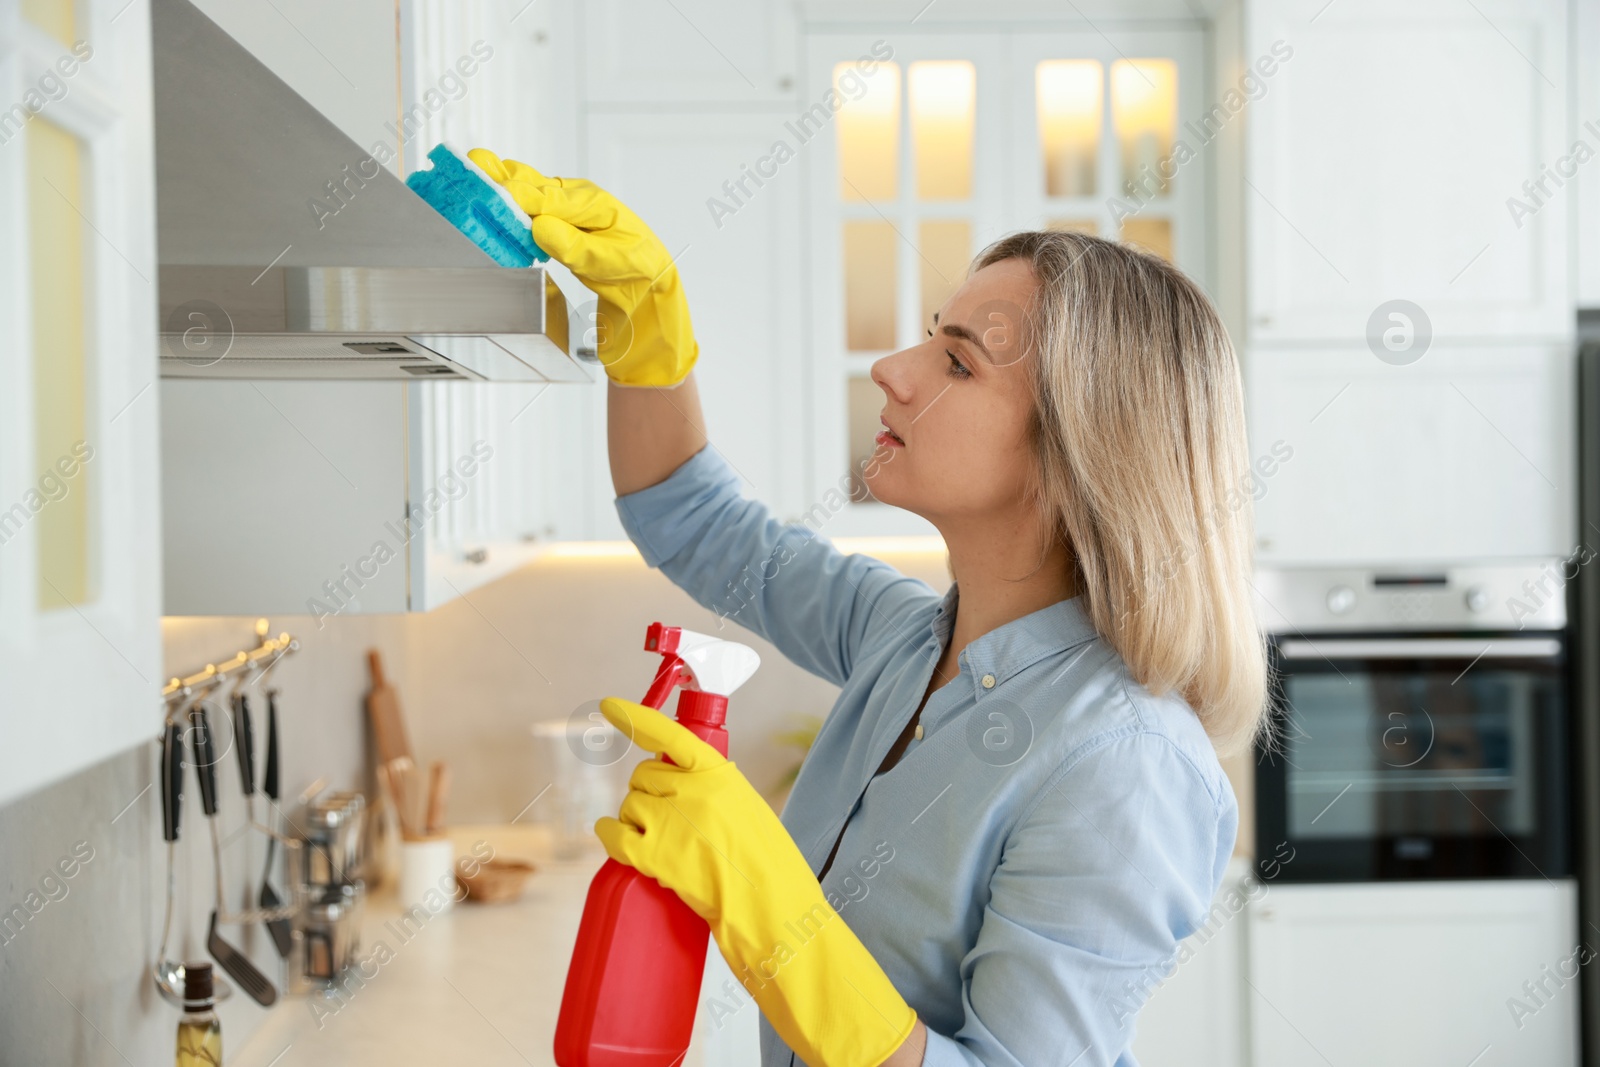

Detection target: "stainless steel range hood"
[152, 0, 590, 382]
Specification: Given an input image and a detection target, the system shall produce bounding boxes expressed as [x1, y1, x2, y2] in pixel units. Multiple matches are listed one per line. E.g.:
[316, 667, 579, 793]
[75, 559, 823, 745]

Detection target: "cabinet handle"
[462, 547, 488, 565]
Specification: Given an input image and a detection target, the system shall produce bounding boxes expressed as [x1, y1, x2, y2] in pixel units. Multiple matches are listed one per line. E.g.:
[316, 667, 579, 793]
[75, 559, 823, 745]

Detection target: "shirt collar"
[931, 582, 1100, 699]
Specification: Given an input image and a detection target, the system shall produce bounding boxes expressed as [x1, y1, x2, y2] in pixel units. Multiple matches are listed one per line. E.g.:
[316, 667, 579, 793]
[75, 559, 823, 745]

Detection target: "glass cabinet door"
[806, 29, 1206, 538]
[815, 36, 1004, 533]
[0, 0, 163, 805]
[1011, 30, 1206, 274]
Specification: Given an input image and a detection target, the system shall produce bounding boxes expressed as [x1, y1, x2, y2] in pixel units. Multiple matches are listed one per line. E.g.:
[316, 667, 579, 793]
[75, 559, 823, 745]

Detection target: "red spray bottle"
[555, 622, 762, 1067]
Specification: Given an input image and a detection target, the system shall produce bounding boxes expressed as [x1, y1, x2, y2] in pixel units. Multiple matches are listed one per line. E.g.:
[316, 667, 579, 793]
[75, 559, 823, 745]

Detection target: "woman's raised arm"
[608, 374, 707, 496]
[464, 146, 706, 497]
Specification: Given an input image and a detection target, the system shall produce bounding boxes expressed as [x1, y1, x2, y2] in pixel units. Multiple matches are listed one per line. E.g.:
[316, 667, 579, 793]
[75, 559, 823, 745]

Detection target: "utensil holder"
[397, 836, 457, 914]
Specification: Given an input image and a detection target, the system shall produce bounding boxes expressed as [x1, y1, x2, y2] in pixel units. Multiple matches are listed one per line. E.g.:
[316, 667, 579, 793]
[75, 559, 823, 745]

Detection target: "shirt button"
[981, 673, 996, 689]
[914, 723, 924, 740]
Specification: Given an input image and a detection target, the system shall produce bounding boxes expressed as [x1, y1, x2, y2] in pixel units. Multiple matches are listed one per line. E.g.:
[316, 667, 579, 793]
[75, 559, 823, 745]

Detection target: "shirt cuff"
[613, 443, 742, 569]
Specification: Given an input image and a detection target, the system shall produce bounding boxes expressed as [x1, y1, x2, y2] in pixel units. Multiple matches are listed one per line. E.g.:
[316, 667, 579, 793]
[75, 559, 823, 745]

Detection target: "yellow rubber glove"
[465, 148, 698, 388]
[594, 697, 917, 1067]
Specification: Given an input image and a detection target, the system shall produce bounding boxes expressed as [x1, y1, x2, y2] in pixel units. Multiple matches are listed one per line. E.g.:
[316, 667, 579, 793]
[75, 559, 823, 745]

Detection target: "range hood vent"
[151, 0, 589, 383]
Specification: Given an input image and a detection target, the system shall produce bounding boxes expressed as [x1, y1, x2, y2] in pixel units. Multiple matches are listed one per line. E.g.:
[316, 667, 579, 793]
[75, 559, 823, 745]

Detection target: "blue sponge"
[406, 142, 548, 267]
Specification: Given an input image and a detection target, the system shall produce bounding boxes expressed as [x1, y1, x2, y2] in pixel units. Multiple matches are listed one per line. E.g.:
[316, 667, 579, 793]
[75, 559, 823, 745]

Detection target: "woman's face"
[863, 256, 1041, 524]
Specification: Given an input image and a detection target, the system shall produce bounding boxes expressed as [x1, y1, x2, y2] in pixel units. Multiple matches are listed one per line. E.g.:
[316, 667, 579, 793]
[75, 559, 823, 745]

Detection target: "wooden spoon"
[425, 761, 450, 835]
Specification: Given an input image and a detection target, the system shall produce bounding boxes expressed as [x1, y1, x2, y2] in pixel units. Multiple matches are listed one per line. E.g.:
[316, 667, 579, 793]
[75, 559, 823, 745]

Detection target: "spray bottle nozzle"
[639, 623, 761, 727]
[643, 622, 676, 656]
[642, 625, 689, 709]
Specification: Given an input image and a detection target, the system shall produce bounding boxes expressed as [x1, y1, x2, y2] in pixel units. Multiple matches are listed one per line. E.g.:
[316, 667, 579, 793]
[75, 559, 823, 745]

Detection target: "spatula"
[191, 702, 277, 1006]
[258, 690, 292, 957]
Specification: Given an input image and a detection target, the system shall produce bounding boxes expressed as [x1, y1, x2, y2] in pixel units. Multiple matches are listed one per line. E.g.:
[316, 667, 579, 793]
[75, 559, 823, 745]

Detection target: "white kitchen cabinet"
[400, 0, 582, 179]
[398, 0, 594, 547]
[1247, 880, 1580, 1067]
[0, 0, 163, 805]
[1245, 0, 1572, 343]
[1129, 858, 1249, 1067]
[1577, 0, 1600, 309]
[579, 0, 799, 106]
[1247, 344, 1575, 564]
[803, 27, 1208, 538]
[580, 110, 809, 537]
[803, 30, 1003, 540]
[161, 379, 574, 616]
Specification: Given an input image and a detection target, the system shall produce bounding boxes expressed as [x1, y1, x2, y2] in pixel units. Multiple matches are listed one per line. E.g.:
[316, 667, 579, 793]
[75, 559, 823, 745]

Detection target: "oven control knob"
[1326, 584, 1356, 615]
[1464, 584, 1491, 613]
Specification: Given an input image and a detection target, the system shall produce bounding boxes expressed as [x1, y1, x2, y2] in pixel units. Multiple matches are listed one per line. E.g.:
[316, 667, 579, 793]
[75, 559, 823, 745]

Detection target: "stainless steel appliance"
[1571, 337, 1600, 1067]
[149, 0, 590, 383]
[1253, 564, 1573, 882]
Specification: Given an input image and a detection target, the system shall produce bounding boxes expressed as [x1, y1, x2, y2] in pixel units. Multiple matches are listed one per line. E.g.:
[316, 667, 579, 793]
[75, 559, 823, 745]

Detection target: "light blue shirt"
[615, 444, 1238, 1067]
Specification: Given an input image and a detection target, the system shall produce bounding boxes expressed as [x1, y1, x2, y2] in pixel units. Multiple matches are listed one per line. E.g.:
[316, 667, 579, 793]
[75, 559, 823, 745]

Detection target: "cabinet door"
[585, 111, 806, 536]
[1248, 344, 1574, 564]
[1007, 29, 1209, 282]
[1578, 0, 1600, 309]
[410, 381, 551, 611]
[0, 0, 162, 805]
[803, 32, 1005, 539]
[1247, 881, 1579, 1067]
[804, 28, 1207, 539]
[1246, 0, 1571, 342]
[581, 0, 797, 105]
[398, 0, 589, 560]
[1129, 859, 1248, 1067]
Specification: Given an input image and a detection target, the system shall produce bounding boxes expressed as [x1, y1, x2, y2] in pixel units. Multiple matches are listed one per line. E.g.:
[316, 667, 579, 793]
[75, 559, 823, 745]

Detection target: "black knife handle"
[263, 692, 280, 803]
[161, 719, 184, 843]
[234, 692, 255, 796]
[190, 703, 219, 817]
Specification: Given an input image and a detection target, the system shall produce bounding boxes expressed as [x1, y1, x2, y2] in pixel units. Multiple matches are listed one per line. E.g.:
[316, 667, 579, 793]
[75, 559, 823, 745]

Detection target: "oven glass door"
[1256, 633, 1570, 881]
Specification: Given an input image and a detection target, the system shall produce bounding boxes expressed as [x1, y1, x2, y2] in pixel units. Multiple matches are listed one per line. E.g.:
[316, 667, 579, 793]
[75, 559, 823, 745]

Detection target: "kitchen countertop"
[231, 824, 750, 1067]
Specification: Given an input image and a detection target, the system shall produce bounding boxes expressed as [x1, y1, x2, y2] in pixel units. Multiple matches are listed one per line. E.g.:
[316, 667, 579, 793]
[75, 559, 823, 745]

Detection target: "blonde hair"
[974, 231, 1269, 757]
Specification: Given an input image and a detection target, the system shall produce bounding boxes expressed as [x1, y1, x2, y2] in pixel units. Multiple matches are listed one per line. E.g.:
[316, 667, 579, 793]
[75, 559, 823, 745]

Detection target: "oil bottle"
[175, 962, 221, 1067]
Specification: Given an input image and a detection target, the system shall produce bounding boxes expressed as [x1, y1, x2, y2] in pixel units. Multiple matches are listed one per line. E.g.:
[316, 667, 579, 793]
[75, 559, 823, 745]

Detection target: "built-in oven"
[1254, 565, 1573, 882]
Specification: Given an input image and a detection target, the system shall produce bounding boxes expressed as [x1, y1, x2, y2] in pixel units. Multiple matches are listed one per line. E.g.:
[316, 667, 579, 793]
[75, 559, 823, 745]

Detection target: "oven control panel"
[1254, 563, 1567, 632]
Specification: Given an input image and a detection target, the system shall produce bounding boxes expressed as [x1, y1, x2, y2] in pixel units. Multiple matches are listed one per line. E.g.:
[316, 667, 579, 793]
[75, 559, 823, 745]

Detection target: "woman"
[469, 148, 1270, 1067]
